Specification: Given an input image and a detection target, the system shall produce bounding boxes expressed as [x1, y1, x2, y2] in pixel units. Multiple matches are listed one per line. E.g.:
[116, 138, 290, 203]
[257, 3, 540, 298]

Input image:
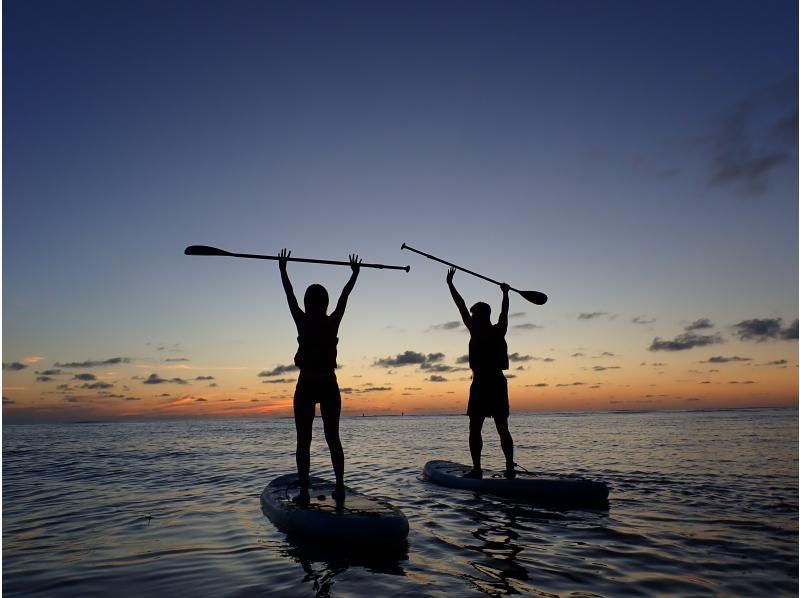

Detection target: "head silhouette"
[470, 301, 491, 325]
[304, 284, 329, 316]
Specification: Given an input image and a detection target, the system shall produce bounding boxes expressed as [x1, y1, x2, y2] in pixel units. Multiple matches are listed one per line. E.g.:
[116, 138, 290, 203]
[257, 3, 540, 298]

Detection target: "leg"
[319, 391, 344, 492]
[494, 416, 515, 477]
[468, 415, 485, 475]
[293, 396, 315, 488]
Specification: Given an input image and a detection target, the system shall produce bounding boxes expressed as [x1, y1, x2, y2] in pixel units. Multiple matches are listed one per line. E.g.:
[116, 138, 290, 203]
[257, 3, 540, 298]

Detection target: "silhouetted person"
[279, 248, 361, 501]
[446, 267, 515, 479]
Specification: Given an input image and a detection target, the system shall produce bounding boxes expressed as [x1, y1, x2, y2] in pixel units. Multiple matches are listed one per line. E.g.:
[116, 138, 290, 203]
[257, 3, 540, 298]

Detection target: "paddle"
[184, 245, 410, 272]
[401, 243, 548, 305]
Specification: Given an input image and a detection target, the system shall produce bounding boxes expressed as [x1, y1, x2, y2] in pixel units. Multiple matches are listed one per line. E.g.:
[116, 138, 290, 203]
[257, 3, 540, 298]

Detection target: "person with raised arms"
[278, 248, 361, 502]
[446, 267, 516, 480]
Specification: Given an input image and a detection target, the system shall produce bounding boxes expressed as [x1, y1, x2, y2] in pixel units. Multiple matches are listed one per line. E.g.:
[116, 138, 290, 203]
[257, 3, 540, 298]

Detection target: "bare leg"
[494, 416, 515, 476]
[320, 393, 344, 493]
[293, 398, 315, 488]
[468, 415, 485, 475]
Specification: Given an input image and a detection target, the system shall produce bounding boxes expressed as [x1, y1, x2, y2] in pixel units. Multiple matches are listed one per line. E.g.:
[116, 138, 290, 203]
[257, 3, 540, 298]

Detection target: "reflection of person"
[278, 248, 361, 501]
[446, 267, 515, 479]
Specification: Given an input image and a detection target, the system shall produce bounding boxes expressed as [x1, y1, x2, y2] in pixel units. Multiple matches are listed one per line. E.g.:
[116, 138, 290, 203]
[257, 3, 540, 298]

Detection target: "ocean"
[3, 408, 797, 596]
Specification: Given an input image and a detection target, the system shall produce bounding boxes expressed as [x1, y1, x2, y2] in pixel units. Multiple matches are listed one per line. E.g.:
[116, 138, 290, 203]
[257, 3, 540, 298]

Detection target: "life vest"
[468, 324, 509, 371]
[294, 316, 338, 370]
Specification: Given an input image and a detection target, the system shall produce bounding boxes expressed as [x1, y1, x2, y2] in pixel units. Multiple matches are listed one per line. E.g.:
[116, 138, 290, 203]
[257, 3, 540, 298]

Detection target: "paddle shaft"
[401, 243, 516, 290]
[185, 245, 410, 271]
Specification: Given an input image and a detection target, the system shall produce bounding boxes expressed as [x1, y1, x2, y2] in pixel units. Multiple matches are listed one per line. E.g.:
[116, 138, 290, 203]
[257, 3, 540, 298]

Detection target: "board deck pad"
[424, 460, 609, 507]
[261, 473, 409, 545]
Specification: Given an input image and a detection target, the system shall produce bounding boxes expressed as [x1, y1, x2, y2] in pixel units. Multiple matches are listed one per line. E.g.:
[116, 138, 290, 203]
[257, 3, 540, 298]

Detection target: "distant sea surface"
[3, 408, 798, 597]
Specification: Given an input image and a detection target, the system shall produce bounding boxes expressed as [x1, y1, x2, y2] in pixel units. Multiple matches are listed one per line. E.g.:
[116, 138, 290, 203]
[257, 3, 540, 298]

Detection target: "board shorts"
[294, 369, 341, 407]
[467, 371, 509, 419]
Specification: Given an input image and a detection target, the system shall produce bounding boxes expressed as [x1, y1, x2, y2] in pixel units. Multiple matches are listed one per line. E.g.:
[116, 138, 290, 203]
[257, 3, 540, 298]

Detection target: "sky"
[3, 0, 798, 423]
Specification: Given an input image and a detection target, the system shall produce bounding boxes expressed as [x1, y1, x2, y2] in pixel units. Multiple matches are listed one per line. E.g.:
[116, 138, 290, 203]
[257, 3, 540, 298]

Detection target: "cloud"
[55, 357, 130, 368]
[427, 375, 448, 382]
[703, 356, 752, 363]
[258, 364, 299, 377]
[684, 318, 714, 331]
[649, 333, 724, 352]
[164, 358, 190, 362]
[512, 323, 541, 330]
[455, 355, 469, 364]
[556, 382, 585, 387]
[36, 376, 55, 382]
[262, 378, 296, 384]
[428, 321, 462, 331]
[733, 318, 798, 341]
[36, 369, 63, 376]
[571, 352, 585, 358]
[509, 312, 526, 319]
[3, 397, 16, 404]
[508, 353, 533, 362]
[73, 373, 97, 381]
[578, 312, 608, 320]
[598, 352, 616, 357]
[143, 373, 189, 385]
[3, 362, 28, 371]
[124, 397, 141, 401]
[765, 359, 788, 366]
[419, 363, 458, 372]
[632, 317, 656, 325]
[592, 366, 621, 371]
[81, 382, 114, 389]
[525, 383, 549, 387]
[23, 355, 46, 364]
[194, 376, 215, 380]
[361, 386, 392, 392]
[375, 351, 441, 367]
[705, 81, 797, 195]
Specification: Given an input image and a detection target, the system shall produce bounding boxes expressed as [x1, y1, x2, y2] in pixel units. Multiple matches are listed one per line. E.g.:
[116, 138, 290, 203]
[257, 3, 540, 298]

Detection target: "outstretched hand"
[278, 248, 291, 270]
[500, 282, 510, 294]
[349, 253, 362, 274]
[446, 267, 456, 284]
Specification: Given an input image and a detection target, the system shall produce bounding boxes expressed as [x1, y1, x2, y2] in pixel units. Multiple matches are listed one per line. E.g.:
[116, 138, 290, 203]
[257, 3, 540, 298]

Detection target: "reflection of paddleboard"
[423, 460, 609, 507]
[261, 473, 409, 545]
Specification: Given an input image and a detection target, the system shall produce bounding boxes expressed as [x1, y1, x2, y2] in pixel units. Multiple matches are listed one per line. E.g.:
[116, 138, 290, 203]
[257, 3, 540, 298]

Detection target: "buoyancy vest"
[468, 324, 509, 372]
[294, 316, 338, 370]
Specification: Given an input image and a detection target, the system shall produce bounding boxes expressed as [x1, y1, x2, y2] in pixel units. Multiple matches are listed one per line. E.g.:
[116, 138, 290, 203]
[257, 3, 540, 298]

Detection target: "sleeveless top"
[468, 324, 509, 372]
[294, 316, 338, 370]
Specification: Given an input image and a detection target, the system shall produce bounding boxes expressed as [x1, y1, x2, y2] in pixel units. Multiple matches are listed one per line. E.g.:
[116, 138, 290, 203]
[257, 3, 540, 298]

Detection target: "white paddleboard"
[424, 460, 609, 507]
[261, 473, 409, 545]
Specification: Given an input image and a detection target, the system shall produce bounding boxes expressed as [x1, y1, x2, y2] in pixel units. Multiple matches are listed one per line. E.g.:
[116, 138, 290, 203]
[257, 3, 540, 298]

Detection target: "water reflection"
[280, 536, 408, 597]
[462, 494, 612, 595]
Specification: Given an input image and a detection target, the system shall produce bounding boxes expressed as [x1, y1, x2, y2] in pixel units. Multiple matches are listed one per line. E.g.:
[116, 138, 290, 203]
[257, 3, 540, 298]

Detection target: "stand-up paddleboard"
[261, 473, 409, 545]
[424, 460, 609, 507]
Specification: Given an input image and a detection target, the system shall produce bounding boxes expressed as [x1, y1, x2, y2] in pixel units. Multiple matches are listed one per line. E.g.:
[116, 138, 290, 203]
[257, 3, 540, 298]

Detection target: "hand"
[500, 282, 510, 294]
[278, 248, 290, 270]
[349, 253, 362, 274]
[446, 267, 456, 284]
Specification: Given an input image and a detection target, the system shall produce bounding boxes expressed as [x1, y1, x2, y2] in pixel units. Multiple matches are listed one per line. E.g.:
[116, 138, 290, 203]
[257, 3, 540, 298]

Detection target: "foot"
[463, 468, 483, 479]
[331, 482, 346, 500]
[505, 463, 517, 479]
[292, 487, 310, 505]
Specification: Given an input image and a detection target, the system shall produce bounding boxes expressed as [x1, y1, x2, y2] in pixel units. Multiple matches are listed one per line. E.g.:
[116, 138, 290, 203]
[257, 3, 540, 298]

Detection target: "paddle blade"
[184, 245, 230, 256]
[518, 289, 548, 305]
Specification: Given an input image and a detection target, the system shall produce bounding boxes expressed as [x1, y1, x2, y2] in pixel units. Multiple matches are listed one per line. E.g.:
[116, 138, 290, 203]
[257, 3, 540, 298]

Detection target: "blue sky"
[3, 0, 797, 421]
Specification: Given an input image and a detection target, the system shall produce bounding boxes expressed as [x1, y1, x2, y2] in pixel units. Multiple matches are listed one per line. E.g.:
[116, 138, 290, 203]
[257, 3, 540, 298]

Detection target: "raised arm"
[278, 248, 303, 327]
[497, 282, 510, 334]
[331, 254, 361, 325]
[446, 268, 472, 330]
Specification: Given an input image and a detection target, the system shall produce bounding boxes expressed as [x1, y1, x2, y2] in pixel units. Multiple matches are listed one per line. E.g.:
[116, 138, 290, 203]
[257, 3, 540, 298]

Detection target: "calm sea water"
[3, 408, 798, 597]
